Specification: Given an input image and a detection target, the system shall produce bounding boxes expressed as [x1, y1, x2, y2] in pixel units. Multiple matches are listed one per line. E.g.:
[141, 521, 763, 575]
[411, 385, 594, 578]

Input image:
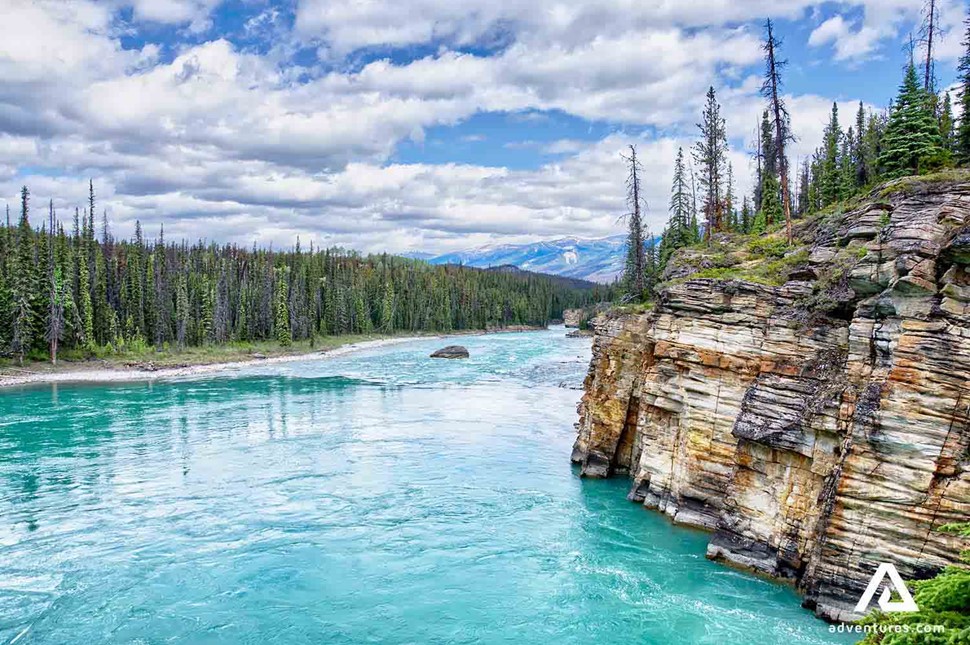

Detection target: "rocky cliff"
[571, 175, 970, 622]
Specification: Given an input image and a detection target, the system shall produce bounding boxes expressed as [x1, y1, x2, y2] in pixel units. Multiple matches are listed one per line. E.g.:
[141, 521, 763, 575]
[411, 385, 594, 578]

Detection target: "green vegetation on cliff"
[618, 10, 970, 308]
[859, 524, 970, 645]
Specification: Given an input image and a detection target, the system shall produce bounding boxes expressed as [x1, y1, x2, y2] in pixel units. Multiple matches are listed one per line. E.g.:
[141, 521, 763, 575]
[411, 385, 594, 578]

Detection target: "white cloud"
[808, 0, 967, 64]
[0, 0, 947, 256]
[294, 0, 815, 54]
[124, 0, 222, 31]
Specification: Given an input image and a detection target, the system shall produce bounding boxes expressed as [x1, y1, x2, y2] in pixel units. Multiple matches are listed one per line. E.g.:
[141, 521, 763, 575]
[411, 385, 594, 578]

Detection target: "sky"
[0, 0, 966, 255]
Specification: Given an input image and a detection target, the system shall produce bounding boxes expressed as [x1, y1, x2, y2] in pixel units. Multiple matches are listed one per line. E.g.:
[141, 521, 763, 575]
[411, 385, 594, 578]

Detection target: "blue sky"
[0, 0, 965, 253]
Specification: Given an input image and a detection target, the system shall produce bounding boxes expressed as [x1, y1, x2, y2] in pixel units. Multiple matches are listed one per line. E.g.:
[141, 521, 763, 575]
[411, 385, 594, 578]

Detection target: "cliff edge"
[571, 173, 970, 622]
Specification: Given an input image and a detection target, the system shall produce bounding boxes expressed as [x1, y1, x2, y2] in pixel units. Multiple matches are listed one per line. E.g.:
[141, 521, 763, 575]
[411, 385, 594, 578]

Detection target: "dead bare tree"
[922, 0, 939, 91]
[761, 19, 795, 244]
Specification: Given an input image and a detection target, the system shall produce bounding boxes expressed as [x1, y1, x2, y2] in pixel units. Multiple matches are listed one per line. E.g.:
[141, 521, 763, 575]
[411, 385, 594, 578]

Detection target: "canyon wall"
[571, 179, 970, 621]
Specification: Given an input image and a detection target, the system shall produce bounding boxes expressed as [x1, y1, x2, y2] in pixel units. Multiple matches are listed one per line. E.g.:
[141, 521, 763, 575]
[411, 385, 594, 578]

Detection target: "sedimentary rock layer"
[572, 179, 970, 621]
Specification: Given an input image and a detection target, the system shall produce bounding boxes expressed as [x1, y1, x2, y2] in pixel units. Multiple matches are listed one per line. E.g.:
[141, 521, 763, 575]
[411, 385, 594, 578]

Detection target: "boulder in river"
[430, 345, 469, 359]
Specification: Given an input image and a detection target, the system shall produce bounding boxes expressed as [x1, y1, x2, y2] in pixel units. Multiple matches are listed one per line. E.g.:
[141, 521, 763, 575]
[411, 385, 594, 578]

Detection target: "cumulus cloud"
[294, 0, 814, 54]
[0, 0, 947, 255]
[808, 0, 966, 64]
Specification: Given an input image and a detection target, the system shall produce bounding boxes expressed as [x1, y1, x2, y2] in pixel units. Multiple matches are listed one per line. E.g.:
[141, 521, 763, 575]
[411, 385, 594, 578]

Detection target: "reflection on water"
[0, 329, 847, 644]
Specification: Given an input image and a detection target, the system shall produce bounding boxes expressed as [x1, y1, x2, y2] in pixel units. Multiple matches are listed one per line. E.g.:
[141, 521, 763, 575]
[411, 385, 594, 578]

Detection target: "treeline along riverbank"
[0, 183, 610, 366]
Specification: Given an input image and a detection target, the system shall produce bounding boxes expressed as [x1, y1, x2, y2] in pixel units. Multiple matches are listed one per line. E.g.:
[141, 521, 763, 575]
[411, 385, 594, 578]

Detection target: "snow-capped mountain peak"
[419, 235, 627, 283]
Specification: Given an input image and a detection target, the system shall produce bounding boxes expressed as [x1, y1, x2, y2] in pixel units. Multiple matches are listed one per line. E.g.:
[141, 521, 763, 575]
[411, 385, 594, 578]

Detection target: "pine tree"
[808, 151, 823, 213]
[11, 187, 38, 364]
[175, 273, 189, 349]
[643, 232, 659, 297]
[940, 91, 955, 151]
[46, 201, 66, 364]
[275, 266, 292, 346]
[0, 206, 11, 349]
[753, 115, 764, 213]
[854, 102, 869, 188]
[659, 147, 696, 269]
[759, 111, 778, 226]
[75, 208, 94, 350]
[693, 86, 729, 240]
[838, 132, 855, 200]
[862, 111, 885, 184]
[879, 61, 947, 178]
[622, 145, 646, 300]
[821, 103, 842, 206]
[380, 280, 395, 332]
[144, 252, 159, 345]
[740, 196, 752, 233]
[958, 9, 970, 164]
[756, 171, 782, 234]
[760, 111, 777, 177]
[797, 160, 810, 216]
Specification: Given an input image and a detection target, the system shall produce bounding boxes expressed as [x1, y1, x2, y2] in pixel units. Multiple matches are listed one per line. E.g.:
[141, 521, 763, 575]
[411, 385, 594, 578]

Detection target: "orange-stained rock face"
[572, 180, 970, 622]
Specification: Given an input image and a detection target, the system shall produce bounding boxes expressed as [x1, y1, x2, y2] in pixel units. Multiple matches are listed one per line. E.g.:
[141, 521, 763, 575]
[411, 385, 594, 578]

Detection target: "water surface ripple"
[0, 329, 848, 644]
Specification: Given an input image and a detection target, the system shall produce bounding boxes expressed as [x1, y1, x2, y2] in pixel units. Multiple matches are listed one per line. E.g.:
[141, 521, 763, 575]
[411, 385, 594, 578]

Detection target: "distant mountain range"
[414, 235, 627, 283]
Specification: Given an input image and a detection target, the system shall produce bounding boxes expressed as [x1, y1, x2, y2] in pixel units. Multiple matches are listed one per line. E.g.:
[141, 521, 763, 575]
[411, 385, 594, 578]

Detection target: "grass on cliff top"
[876, 167, 970, 200]
[665, 229, 811, 288]
[611, 301, 655, 314]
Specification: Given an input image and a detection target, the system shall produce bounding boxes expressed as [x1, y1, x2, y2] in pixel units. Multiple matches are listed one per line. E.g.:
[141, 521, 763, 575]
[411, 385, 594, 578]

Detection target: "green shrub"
[747, 236, 790, 258]
[858, 523, 970, 644]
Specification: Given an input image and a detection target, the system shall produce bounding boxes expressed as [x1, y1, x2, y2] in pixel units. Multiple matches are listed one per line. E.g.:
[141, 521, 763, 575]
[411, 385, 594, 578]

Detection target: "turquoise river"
[0, 328, 851, 644]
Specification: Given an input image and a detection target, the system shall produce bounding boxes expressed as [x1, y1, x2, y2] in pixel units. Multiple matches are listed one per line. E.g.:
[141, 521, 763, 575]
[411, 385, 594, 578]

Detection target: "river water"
[0, 328, 848, 644]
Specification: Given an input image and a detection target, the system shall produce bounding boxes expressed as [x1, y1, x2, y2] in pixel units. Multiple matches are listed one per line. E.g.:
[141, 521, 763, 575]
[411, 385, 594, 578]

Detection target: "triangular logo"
[854, 563, 919, 613]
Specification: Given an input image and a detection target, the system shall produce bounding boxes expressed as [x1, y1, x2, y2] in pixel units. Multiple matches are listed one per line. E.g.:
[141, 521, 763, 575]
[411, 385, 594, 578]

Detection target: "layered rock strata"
[571, 179, 970, 621]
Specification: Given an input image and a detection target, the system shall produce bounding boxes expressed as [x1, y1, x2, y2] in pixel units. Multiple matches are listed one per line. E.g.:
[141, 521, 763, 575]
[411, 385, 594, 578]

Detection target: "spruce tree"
[739, 196, 752, 233]
[622, 145, 646, 300]
[940, 91, 955, 151]
[958, 10, 970, 164]
[838, 132, 855, 200]
[0, 205, 11, 348]
[45, 201, 66, 364]
[797, 160, 810, 215]
[175, 274, 189, 348]
[880, 61, 946, 178]
[693, 86, 728, 239]
[759, 111, 778, 226]
[275, 266, 292, 346]
[821, 103, 842, 206]
[756, 171, 782, 234]
[854, 102, 869, 188]
[380, 281, 395, 332]
[11, 187, 38, 364]
[643, 233, 659, 297]
[75, 208, 94, 350]
[659, 147, 696, 269]
[862, 112, 885, 185]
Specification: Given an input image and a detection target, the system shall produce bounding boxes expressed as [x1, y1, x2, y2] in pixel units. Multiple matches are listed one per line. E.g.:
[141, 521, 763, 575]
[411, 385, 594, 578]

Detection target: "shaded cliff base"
[571, 173, 970, 622]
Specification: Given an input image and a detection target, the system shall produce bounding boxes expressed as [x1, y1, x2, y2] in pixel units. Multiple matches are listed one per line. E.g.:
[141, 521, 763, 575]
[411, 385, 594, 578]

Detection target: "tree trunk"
[766, 22, 793, 244]
[925, 0, 936, 91]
